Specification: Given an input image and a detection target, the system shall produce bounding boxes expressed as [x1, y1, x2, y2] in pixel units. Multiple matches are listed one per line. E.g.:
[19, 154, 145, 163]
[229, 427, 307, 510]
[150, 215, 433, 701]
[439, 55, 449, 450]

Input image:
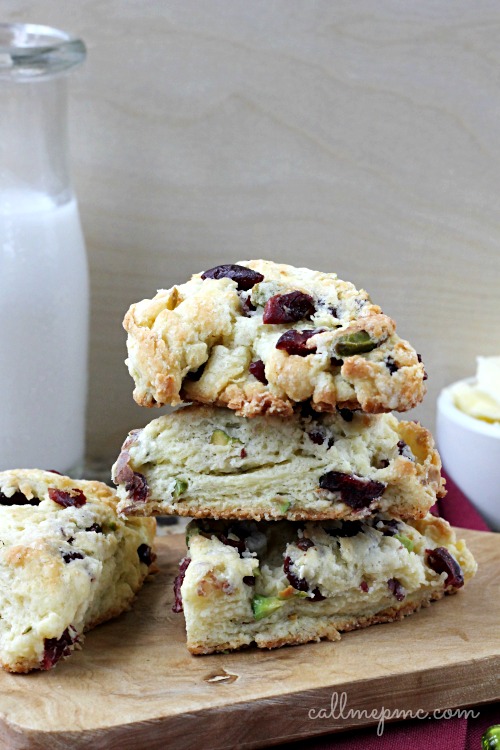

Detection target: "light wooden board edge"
[1, 655, 498, 750]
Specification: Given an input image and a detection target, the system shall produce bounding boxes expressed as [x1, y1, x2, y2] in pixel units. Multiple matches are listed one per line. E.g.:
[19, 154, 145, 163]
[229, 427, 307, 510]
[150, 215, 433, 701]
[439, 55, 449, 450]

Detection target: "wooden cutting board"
[0, 529, 498, 750]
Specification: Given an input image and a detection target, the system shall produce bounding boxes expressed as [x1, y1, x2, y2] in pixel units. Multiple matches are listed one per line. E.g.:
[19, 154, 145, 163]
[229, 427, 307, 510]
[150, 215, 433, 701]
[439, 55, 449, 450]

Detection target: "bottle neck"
[0, 75, 72, 208]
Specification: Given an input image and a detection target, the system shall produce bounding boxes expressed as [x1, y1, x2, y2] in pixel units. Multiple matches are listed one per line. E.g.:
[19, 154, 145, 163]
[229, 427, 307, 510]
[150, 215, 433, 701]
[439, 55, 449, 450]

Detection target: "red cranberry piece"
[387, 578, 406, 601]
[275, 329, 322, 356]
[217, 533, 246, 556]
[417, 353, 428, 380]
[337, 407, 354, 422]
[62, 551, 84, 564]
[240, 295, 256, 316]
[263, 291, 315, 324]
[240, 448, 247, 458]
[374, 517, 400, 536]
[360, 580, 369, 593]
[249, 359, 268, 384]
[85, 523, 103, 533]
[0, 491, 39, 506]
[308, 430, 325, 445]
[243, 576, 255, 586]
[385, 356, 398, 374]
[137, 544, 155, 566]
[319, 471, 386, 510]
[172, 557, 191, 613]
[425, 547, 464, 588]
[201, 264, 264, 291]
[326, 520, 363, 538]
[41, 628, 76, 670]
[297, 538, 314, 551]
[309, 587, 326, 601]
[48, 488, 86, 508]
[47, 469, 62, 475]
[283, 555, 309, 592]
[125, 472, 149, 503]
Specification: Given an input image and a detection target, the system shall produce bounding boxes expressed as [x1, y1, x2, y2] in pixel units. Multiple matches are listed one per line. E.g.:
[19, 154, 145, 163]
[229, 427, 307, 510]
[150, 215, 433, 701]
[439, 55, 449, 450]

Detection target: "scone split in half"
[0, 470, 156, 673]
[173, 515, 476, 654]
[113, 405, 445, 521]
[124, 260, 427, 416]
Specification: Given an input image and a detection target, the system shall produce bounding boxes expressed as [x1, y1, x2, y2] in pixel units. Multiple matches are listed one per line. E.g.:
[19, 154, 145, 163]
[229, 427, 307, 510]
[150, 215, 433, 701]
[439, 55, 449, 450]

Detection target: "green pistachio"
[252, 595, 286, 621]
[210, 429, 243, 446]
[278, 500, 291, 514]
[394, 534, 414, 552]
[22, 626, 32, 635]
[173, 479, 188, 498]
[482, 726, 500, 749]
[334, 330, 377, 357]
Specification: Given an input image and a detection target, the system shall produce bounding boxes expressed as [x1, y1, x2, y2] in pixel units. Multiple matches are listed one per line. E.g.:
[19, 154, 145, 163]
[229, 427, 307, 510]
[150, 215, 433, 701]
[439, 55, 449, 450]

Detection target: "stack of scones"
[112, 260, 476, 654]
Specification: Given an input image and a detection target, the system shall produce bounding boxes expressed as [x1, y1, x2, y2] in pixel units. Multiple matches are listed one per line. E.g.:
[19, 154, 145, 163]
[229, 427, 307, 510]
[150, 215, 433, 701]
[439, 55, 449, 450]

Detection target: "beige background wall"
[5, 1, 500, 470]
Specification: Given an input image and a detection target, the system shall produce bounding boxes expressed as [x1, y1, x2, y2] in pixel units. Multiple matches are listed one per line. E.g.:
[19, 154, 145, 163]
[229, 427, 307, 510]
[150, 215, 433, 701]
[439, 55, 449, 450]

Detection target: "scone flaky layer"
[113, 405, 444, 521]
[175, 514, 476, 654]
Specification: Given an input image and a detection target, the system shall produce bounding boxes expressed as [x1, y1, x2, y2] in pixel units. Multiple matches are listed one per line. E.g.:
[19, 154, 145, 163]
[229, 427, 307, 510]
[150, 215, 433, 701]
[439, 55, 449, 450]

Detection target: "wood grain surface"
[0, 528, 498, 750]
[4, 2, 500, 468]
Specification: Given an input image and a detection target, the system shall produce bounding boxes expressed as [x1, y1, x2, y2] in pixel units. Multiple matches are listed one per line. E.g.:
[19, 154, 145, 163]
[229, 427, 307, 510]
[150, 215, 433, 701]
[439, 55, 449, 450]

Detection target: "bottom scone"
[173, 514, 476, 654]
[0, 469, 156, 673]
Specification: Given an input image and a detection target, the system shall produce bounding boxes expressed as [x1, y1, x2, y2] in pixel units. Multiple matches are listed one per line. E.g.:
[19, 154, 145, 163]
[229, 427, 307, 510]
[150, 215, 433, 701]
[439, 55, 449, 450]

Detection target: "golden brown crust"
[124, 260, 426, 416]
[186, 590, 452, 654]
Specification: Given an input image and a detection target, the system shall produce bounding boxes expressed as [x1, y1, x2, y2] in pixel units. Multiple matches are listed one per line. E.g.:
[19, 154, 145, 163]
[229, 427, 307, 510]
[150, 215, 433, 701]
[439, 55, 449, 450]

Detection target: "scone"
[112, 405, 444, 521]
[0, 469, 156, 673]
[123, 260, 426, 416]
[173, 514, 476, 654]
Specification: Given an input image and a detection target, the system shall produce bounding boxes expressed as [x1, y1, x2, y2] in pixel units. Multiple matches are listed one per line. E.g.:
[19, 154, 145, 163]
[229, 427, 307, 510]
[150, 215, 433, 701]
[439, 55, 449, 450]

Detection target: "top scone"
[124, 260, 426, 416]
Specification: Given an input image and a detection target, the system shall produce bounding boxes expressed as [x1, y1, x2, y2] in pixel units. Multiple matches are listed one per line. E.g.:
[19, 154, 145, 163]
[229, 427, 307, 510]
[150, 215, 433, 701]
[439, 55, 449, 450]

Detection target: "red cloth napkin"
[291, 472, 498, 750]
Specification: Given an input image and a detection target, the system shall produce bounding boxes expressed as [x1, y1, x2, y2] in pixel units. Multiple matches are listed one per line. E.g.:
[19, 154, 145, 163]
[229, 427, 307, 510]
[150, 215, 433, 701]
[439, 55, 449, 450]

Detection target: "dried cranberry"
[374, 517, 400, 536]
[41, 628, 75, 670]
[240, 295, 256, 316]
[137, 544, 155, 566]
[326, 520, 363, 538]
[263, 291, 315, 324]
[387, 578, 406, 601]
[360, 580, 369, 593]
[125, 472, 149, 503]
[297, 538, 314, 551]
[0, 491, 39, 506]
[85, 523, 103, 534]
[275, 329, 322, 356]
[185, 363, 206, 381]
[337, 407, 354, 422]
[217, 533, 246, 556]
[249, 359, 268, 384]
[283, 556, 309, 592]
[309, 588, 326, 601]
[201, 264, 264, 290]
[385, 356, 398, 375]
[330, 356, 344, 367]
[47, 469, 62, 475]
[240, 448, 247, 458]
[243, 576, 255, 586]
[425, 547, 464, 588]
[48, 488, 86, 508]
[423, 370, 428, 381]
[417, 354, 422, 362]
[172, 557, 191, 613]
[62, 551, 84, 564]
[319, 472, 386, 510]
[308, 430, 325, 445]
[417, 354, 428, 380]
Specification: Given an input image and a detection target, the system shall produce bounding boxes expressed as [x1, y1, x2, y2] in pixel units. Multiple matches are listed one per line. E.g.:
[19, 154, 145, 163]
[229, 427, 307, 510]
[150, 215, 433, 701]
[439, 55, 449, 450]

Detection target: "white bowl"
[437, 377, 500, 531]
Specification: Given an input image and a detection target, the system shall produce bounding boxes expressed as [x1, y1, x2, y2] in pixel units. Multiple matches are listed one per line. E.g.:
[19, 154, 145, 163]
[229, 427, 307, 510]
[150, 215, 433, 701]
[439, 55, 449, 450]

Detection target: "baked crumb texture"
[113, 405, 444, 521]
[124, 260, 426, 416]
[0, 469, 156, 673]
[176, 515, 476, 654]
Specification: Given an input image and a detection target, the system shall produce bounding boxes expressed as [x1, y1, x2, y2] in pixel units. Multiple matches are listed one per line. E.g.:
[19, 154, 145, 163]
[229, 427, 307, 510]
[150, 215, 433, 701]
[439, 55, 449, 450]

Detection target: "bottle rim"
[0, 23, 86, 80]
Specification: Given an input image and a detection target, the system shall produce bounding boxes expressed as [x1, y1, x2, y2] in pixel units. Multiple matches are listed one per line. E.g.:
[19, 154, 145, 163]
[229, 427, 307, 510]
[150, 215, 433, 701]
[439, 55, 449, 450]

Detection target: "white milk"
[0, 191, 89, 473]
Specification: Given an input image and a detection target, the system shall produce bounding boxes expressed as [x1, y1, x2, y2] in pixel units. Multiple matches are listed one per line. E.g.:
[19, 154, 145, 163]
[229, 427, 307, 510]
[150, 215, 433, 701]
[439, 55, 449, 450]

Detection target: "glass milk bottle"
[0, 24, 88, 474]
